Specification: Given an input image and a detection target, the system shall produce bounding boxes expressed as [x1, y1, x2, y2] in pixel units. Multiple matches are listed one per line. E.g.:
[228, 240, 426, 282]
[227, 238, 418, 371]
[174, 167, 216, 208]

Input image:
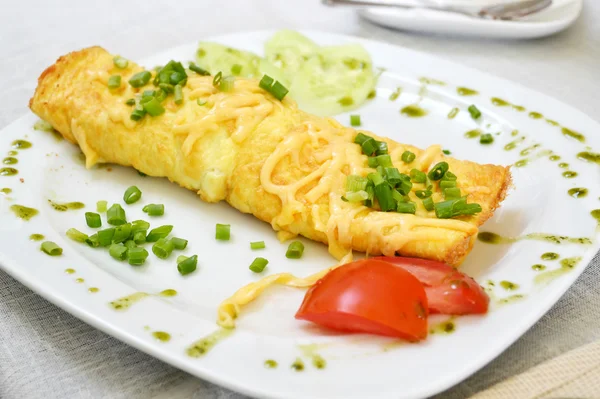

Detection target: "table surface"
[1, 1, 599, 398]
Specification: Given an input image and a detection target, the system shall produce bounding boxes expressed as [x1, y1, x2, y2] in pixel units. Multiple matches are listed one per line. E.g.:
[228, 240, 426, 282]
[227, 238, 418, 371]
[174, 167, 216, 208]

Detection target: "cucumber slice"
[196, 42, 261, 78]
[264, 30, 318, 77]
[289, 44, 376, 116]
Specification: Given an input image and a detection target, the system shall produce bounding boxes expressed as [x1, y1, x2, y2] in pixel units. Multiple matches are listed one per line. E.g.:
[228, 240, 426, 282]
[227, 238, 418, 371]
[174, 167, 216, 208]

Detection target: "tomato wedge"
[371, 257, 489, 315]
[295, 259, 428, 341]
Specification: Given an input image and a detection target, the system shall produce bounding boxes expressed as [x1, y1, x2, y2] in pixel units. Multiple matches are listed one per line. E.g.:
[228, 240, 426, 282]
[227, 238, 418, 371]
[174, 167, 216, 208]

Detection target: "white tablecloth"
[1, 1, 599, 398]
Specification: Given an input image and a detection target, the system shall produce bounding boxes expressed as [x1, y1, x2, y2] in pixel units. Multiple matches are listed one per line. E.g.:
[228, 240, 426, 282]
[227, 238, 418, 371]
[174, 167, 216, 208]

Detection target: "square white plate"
[1, 30, 599, 399]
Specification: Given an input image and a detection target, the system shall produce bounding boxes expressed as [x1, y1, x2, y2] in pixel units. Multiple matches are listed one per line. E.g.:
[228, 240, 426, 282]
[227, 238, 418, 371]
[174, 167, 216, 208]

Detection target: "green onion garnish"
[109, 243, 128, 261]
[249, 257, 269, 273]
[375, 154, 393, 168]
[113, 56, 129, 69]
[443, 187, 462, 200]
[401, 151, 416, 164]
[85, 212, 102, 228]
[125, 240, 136, 249]
[41, 241, 62, 256]
[97, 228, 115, 247]
[152, 238, 175, 259]
[397, 201, 416, 214]
[468, 105, 481, 120]
[174, 84, 184, 105]
[142, 97, 165, 117]
[177, 255, 189, 264]
[133, 231, 147, 245]
[343, 190, 369, 202]
[440, 180, 456, 189]
[130, 107, 146, 121]
[123, 186, 142, 204]
[415, 189, 432, 199]
[215, 224, 230, 241]
[480, 133, 494, 144]
[368, 157, 378, 168]
[443, 149, 451, 155]
[212, 71, 223, 88]
[350, 115, 361, 127]
[142, 203, 164, 216]
[146, 225, 173, 242]
[434, 197, 482, 218]
[112, 223, 132, 244]
[396, 175, 413, 195]
[354, 133, 371, 146]
[159, 83, 174, 93]
[258, 75, 289, 101]
[125, 98, 136, 106]
[220, 76, 235, 92]
[107, 204, 127, 226]
[361, 138, 378, 156]
[170, 237, 188, 250]
[85, 234, 100, 248]
[128, 247, 149, 266]
[66, 228, 88, 243]
[428, 162, 449, 181]
[197, 99, 207, 106]
[250, 241, 266, 250]
[286, 241, 305, 259]
[410, 169, 426, 183]
[442, 171, 457, 181]
[423, 197, 434, 211]
[129, 71, 152, 88]
[231, 64, 242, 75]
[346, 175, 369, 192]
[189, 63, 210, 76]
[108, 75, 122, 89]
[131, 220, 150, 233]
[376, 141, 388, 155]
[178, 255, 198, 275]
[259, 75, 274, 91]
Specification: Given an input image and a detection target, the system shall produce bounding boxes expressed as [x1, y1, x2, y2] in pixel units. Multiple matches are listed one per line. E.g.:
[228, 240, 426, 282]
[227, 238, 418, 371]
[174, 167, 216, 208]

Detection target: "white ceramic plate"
[360, 0, 582, 39]
[1, 30, 599, 399]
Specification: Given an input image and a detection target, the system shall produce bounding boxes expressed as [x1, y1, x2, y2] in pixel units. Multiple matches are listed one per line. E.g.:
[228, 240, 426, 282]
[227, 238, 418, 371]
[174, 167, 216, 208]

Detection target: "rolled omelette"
[30, 46, 511, 267]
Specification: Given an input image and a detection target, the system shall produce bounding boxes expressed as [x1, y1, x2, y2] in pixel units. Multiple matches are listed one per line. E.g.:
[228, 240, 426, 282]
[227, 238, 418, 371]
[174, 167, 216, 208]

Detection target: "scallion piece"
[443, 149, 451, 155]
[41, 241, 62, 256]
[443, 187, 462, 199]
[123, 186, 142, 204]
[344, 190, 369, 202]
[85, 212, 102, 228]
[375, 154, 393, 168]
[442, 171, 457, 181]
[112, 223, 132, 244]
[415, 189, 432, 199]
[178, 255, 198, 275]
[177, 255, 189, 264]
[107, 204, 126, 226]
[346, 175, 368, 192]
[146, 225, 173, 242]
[125, 98, 136, 106]
[212, 71, 222, 88]
[231, 64, 242, 75]
[250, 241, 266, 250]
[434, 199, 456, 219]
[350, 115, 361, 127]
[376, 141, 388, 156]
[85, 233, 100, 248]
[142, 203, 164, 216]
[108, 75, 122, 89]
[189, 63, 210, 76]
[440, 180, 456, 189]
[367, 157, 378, 168]
[286, 241, 305, 259]
[368, 172, 385, 186]
[249, 257, 269, 273]
[397, 201, 416, 214]
[133, 231, 147, 245]
[197, 99, 207, 106]
[365, 182, 375, 207]
[270, 81, 289, 101]
[97, 227, 115, 247]
[428, 162, 449, 181]
[410, 169, 426, 183]
[170, 237, 188, 250]
[128, 247, 149, 266]
[468, 105, 481, 120]
[129, 71, 152, 88]
[401, 151, 416, 164]
[423, 197, 434, 211]
[66, 228, 88, 243]
[259, 75, 274, 91]
[396, 176, 413, 196]
[152, 238, 175, 259]
[159, 83, 174, 93]
[125, 240, 136, 249]
[174, 84, 183, 104]
[214, 223, 230, 241]
[480, 133, 494, 144]
[361, 138, 377, 156]
[109, 243, 128, 261]
[142, 97, 165, 117]
[113, 56, 129, 69]
[97, 200, 108, 213]
[383, 168, 402, 187]
[131, 220, 150, 233]
[130, 107, 146, 121]
[219, 76, 235, 92]
[353, 133, 371, 146]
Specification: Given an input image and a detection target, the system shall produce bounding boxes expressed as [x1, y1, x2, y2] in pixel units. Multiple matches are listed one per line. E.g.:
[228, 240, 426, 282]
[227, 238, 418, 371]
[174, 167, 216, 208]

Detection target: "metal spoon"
[322, 0, 552, 20]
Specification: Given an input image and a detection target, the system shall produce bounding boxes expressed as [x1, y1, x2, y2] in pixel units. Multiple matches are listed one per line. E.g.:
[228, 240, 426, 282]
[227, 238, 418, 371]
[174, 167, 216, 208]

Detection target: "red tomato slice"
[371, 256, 489, 315]
[295, 259, 428, 341]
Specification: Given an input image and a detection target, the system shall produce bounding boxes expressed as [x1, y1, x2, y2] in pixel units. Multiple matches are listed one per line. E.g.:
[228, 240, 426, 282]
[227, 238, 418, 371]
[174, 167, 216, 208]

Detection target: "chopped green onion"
[146, 225, 173, 242]
[219, 76, 235, 92]
[397, 201, 416, 214]
[152, 238, 175, 259]
[128, 247, 149, 266]
[383, 168, 402, 186]
[346, 175, 368, 192]
[107, 204, 126, 225]
[125, 240, 136, 249]
[41, 241, 62, 256]
[212, 71, 222, 88]
[480, 133, 494, 144]
[109, 243, 128, 261]
[85, 212, 102, 228]
[443, 149, 451, 155]
[108, 75, 121, 89]
[125, 98, 136, 106]
[113, 56, 129, 69]
[133, 231, 147, 245]
[401, 151, 416, 164]
[457, 203, 483, 215]
[410, 169, 426, 184]
[97, 200, 108, 213]
[375, 154, 393, 168]
[344, 190, 369, 202]
[123, 186, 142, 204]
[66, 228, 88, 243]
[286, 241, 305, 259]
[434, 199, 456, 219]
[361, 138, 377, 156]
[131, 220, 150, 233]
[142, 97, 165, 117]
[159, 83, 174, 93]
[197, 99, 207, 106]
[259, 75, 275, 91]
[428, 162, 449, 181]
[231, 64, 243, 75]
[250, 241, 266, 250]
[270, 81, 289, 101]
[354, 133, 371, 146]
[468, 105, 481, 120]
[112, 223, 132, 244]
[249, 257, 269, 273]
[174, 84, 184, 105]
[423, 197, 434, 211]
[365, 182, 375, 207]
[129, 71, 152, 88]
[442, 171, 457, 181]
[142, 203, 164, 216]
[189, 63, 210, 76]
[169, 71, 186, 86]
[178, 255, 198, 275]
[376, 141, 388, 155]
[440, 180, 457, 189]
[396, 176, 413, 196]
[215, 223, 230, 241]
[85, 233, 100, 248]
[367, 157, 378, 168]
[142, 89, 156, 99]
[434, 197, 482, 219]
[130, 106, 146, 121]
[415, 189, 432, 199]
[368, 172, 385, 186]
[443, 187, 462, 199]
[170, 237, 188, 250]
[350, 115, 361, 127]
[177, 255, 189, 264]
[98, 227, 115, 247]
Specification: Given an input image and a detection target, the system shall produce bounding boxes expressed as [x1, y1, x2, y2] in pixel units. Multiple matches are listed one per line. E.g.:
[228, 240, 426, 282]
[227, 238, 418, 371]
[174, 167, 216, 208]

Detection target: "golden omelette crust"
[30, 46, 512, 267]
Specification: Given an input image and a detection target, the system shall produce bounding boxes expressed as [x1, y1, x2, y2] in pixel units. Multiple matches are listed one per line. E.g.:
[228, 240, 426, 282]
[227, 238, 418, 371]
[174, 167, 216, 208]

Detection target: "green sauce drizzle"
[464, 129, 481, 139]
[546, 119, 559, 126]
[264, 359, 278, 369]
[186, 328, 233, 357]
[568, 188, 588, 198]
[0, 188, 11, 195]
[110, 292, 150, 311]
[291, 358, 305, 371]
[519, 144, 540, 156]
[477, 231, 591, 245]
[577, 151, 600, 165]
[512, 105, 526, 112]
[419, 77, 445, 86]
[29, 234, 45, 241]
[504, 137, 525, 151]
[500, 281, 519, 291]
[529, 112, 543, 119]
[549, 155, 561, 161]
[535, 257, 582, 285]
[558, 163, 569, 168]
[447, 107, 459, 119]
[498, 294, 525, 305]
[491, 97, 510, 107]
[0, 168, 18, 176]
[152, 331, 171, 342]
[401, 104, 427, 118]
[514, 159, 528, 168]
[3, 157, 17, 165]
[562, 171, 578, 178]
[65, 268, 76, 274]
[11, 140, 32, 149]
[532, 264, 546, 271]
[561, 127, 585, 143]
[591, 209, 600, 228]
[159, 289, 178, 297]
[47, 200, 85, 211]
[457, 87, 478, 96]
[7, 151, 17, 156]
[10, 205, 38, 220]
[429, 318, 456, 334]
[88, 287, 99, 293]
[75, 278, 84, 283]
[541, 252, 560, 261]
[298, 344, 327, 370]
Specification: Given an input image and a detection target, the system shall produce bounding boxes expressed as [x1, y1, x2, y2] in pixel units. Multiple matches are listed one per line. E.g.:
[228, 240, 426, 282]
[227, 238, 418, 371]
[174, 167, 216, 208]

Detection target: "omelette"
[30, 46, 511, 270]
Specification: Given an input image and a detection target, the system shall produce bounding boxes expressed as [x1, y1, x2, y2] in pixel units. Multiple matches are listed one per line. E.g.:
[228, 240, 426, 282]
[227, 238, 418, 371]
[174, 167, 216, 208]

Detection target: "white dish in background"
[1, 30, 599, 399]
[360, 0, 582, 39]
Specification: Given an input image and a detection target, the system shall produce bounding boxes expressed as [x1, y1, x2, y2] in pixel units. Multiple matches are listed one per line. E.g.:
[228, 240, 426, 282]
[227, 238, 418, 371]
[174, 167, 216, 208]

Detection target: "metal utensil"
[323, 0, 552, 20]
